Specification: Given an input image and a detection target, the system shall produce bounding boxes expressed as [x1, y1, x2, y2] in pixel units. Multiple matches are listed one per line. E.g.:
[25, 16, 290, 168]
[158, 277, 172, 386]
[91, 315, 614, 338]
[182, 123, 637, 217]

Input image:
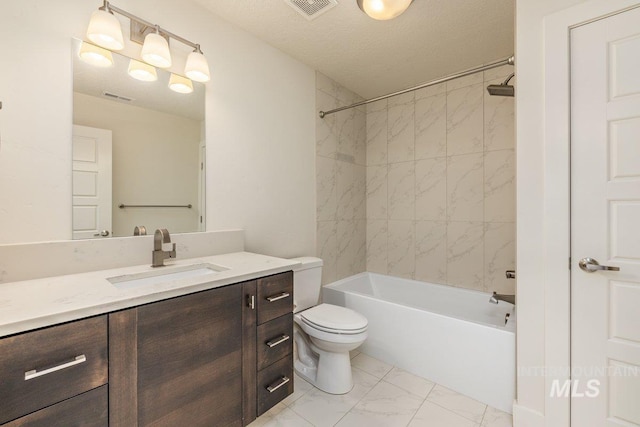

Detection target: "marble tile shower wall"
[316, 72, 367, 285]
[365, 66, 516, 294]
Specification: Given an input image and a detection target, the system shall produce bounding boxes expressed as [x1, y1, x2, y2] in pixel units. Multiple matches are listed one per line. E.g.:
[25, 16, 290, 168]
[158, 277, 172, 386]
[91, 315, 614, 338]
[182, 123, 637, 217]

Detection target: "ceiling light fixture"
[127, 59, 158, 82]
[85, 1, 211, 82]
[356, 0, 414, 20]
[168, 74, 194, 94]
[79, 41, 114, 67]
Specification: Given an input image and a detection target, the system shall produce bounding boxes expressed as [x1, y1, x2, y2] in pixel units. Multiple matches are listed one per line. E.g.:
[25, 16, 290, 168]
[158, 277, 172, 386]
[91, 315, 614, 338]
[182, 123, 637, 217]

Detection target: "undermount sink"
[108, 263, 228, 290]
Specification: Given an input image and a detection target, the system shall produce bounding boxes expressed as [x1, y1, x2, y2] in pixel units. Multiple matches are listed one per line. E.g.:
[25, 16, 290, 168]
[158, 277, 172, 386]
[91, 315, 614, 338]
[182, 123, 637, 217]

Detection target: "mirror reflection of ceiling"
[193, 0, 514, 99]
[73, 41, 205, 121]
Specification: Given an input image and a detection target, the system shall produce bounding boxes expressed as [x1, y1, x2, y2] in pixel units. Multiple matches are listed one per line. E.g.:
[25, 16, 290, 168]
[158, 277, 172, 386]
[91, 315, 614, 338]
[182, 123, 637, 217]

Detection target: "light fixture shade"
[79, 42, 114, 67]
[128, 59, 158, 82]
[169, 74, 194, 94]
[141, 33, 172, 68]
[86, 9, 124, 50]
[185, 51, 211, 83]
[356, 0, 413, 20]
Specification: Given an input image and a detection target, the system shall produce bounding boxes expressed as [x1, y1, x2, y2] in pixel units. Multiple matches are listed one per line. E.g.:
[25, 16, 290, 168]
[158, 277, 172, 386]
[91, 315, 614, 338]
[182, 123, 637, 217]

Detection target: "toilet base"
[294, 327, 354, 395]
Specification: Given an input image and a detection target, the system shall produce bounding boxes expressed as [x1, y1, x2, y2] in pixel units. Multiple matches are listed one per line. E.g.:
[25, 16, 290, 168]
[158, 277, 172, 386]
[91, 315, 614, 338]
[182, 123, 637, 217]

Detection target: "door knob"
[94, 230, 110, 237]
[578, 257, 620, 273]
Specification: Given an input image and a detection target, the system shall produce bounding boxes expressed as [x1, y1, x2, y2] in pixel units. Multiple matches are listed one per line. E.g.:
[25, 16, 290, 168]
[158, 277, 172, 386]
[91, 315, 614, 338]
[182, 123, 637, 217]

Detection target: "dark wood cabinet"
[255, 272, 294, 417]
[109, 271, 294, 426]
[0, 316, 108, 425]
[4, 386, 108, 427]
[0, 270, 294, 427]
[110, 284, 244, 427]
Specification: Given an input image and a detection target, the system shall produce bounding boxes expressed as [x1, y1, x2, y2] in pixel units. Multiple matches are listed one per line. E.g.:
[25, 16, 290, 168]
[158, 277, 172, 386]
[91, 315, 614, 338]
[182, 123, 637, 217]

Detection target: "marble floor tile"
[426, 385, 487, 424]
[335, 381, 423, 427]
[383, 367, 435, 399]
[409, 401, 479, 427]
[481, 407, 513, 427]
[351, 353, 393, 379]
[281, 373, 314, 406]
[260, 407, 315, 427]
[350, 349, 361, 359]
[288, 367, 379, 427]
[250, 352, 512, 427]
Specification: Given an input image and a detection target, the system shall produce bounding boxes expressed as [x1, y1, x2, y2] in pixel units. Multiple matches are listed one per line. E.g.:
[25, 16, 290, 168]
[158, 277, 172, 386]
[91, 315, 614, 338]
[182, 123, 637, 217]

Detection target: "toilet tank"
[289, 257, 324, 313]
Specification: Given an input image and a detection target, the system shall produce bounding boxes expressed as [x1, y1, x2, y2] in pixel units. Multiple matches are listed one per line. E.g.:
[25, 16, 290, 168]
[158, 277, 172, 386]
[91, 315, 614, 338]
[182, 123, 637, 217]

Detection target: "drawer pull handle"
[266, 376, 290, 393]
[248, 294, 255, 310]
[266, 334, 290, 348]
[266, 292, 290, 302]
[24, 354, 87, 381]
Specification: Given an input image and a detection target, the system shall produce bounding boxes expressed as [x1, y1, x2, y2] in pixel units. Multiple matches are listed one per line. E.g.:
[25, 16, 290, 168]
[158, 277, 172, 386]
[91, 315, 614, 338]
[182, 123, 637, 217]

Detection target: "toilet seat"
[299, 304, 368, 335]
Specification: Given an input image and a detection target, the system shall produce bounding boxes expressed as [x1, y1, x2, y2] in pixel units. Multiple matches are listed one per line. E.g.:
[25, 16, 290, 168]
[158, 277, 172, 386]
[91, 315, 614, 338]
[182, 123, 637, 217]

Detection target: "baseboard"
[512, 402, 545, 427]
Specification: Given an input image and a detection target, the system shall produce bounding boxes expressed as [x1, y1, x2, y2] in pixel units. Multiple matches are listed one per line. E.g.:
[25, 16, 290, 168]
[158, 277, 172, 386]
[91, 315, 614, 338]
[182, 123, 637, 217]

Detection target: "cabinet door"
[110, 285, 243, 427]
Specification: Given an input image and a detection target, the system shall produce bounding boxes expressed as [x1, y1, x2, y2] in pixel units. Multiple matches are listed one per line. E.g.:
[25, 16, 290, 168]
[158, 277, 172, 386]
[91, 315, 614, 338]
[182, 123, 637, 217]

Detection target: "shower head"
[486, 73, 515, 97]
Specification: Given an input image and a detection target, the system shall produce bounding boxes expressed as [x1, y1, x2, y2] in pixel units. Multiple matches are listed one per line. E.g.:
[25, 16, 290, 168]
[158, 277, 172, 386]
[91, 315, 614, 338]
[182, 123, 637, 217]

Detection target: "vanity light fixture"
[79, 42, 114, 67]
[86, 3, 124, 50]
[85, 1, 211, 80]
[168, 74, 194, 94]
[141, 26, 172, 69]
[127, 59, 158, 82]
[356, 0, 414, 20]
[185, 46, 211, 83]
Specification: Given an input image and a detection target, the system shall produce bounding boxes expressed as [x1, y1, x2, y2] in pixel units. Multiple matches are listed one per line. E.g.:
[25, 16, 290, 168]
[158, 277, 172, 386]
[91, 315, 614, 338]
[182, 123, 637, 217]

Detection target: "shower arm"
[319, 55, 515, 118]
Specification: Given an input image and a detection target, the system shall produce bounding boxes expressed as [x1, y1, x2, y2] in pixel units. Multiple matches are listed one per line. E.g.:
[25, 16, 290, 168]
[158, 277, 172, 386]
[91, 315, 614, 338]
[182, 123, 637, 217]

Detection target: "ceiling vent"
[102, 91, 134, 103]
[285, 0, 338, 21]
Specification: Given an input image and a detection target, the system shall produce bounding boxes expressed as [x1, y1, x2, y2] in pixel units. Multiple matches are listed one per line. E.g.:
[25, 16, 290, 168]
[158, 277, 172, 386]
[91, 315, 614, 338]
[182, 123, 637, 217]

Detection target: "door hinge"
[569, 257, 572, 270]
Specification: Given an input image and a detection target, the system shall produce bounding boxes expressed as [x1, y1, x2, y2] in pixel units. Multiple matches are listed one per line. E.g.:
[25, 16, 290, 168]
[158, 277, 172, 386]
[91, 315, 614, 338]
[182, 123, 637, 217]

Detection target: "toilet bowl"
[290, 257, 368, 394]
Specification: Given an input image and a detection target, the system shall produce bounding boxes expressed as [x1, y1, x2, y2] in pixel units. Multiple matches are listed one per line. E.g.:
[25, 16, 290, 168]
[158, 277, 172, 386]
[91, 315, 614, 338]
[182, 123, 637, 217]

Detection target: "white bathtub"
[322, 272, 515, 413]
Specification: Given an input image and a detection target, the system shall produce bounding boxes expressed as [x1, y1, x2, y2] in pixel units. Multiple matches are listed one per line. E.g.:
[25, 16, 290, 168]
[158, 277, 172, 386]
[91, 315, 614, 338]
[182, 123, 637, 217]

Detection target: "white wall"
[74, 92, 201, 236]
[514, 0, 590, 423]
[0, 0, 316, 258]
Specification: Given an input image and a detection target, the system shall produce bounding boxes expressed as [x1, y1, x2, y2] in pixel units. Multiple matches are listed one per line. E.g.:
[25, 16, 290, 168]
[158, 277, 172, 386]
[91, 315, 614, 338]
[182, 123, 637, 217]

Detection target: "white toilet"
[290, 257, 368, 394]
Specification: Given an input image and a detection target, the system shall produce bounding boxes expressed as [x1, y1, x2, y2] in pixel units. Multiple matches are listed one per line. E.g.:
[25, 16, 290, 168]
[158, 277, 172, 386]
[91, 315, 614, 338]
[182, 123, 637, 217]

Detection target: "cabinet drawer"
[257, 271, 293, 324]
[0, 316, 108, 424]
[4, 385, 108, 427]
[257, 354, 294, 416]
[257, 314, 293, 371]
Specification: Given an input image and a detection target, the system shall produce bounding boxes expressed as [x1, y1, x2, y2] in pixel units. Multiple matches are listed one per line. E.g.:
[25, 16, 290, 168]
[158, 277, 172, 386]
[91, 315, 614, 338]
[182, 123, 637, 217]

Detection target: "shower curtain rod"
[319, 55, 515, 118]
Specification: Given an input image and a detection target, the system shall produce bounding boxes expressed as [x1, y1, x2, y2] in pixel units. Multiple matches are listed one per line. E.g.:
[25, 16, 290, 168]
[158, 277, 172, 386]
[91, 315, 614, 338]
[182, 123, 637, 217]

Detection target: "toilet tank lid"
[289, 257, 323, 271]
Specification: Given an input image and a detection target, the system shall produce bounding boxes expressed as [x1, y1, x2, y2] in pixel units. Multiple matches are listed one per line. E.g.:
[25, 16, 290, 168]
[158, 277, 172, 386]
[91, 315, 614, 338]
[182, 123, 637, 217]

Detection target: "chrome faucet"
[152, 228, 176, 267]
[489, 292, 516, 305]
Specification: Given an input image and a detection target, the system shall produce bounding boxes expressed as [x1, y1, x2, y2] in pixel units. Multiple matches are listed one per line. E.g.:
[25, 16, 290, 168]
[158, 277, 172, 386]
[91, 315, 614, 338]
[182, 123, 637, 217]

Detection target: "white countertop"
[0, 252, 299, 338]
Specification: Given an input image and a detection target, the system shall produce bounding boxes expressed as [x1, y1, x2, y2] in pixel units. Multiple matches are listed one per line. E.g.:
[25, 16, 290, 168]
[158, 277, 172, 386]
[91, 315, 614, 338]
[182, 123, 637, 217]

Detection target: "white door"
[72, 125, 113, 240]
[571, 6, 640, 426]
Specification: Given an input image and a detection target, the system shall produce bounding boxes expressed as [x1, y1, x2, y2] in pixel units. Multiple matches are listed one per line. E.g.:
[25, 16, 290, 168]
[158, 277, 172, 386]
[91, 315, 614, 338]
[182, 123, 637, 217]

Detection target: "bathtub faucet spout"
[489, 292, 515, 305]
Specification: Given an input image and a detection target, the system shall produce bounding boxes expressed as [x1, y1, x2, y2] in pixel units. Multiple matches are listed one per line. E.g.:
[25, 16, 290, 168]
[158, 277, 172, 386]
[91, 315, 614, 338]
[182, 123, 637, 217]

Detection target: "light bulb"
[79, 42, 114, 68]
[141, 32, 172, 68]
[169, 74, 194, 94]
[86, 9, 124, 50]
[185, 50, 211, 83]
[357, 0, 413, 20]
[128, 59, 157, 82]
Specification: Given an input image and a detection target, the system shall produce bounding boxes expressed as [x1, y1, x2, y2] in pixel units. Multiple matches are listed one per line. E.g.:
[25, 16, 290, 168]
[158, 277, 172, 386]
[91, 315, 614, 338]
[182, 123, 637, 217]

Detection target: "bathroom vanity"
[0, 253, 295, 426]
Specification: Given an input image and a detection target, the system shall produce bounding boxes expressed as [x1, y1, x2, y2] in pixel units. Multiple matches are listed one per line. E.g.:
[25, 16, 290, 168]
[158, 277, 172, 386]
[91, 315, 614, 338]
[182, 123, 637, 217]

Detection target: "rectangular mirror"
[72, 39, 205, 239]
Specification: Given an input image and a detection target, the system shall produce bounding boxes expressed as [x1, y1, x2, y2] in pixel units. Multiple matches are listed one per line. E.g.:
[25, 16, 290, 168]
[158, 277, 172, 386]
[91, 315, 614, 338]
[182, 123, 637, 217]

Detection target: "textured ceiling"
[193, 0, 514, 99]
